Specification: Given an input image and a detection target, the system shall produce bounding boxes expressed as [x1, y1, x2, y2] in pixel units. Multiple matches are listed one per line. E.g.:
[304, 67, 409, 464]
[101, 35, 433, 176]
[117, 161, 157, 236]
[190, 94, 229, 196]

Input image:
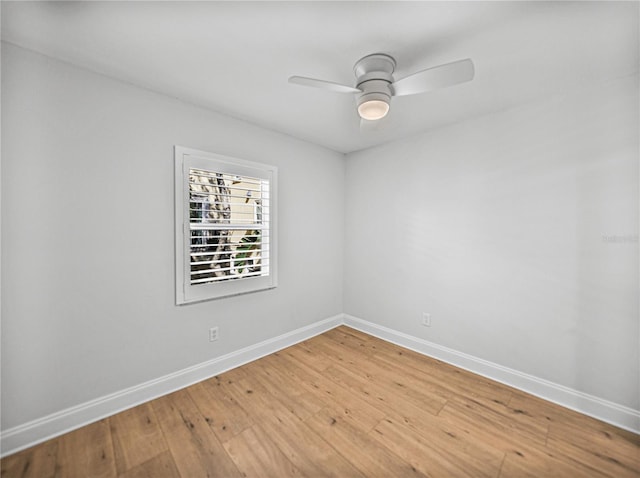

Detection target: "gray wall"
[1, 43, 345, 429]
[345, 74, 639, 409]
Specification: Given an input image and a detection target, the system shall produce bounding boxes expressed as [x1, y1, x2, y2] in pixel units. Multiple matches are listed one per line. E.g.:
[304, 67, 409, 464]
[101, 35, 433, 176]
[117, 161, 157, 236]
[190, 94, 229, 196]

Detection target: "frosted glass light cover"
[358, 100, 389, 120]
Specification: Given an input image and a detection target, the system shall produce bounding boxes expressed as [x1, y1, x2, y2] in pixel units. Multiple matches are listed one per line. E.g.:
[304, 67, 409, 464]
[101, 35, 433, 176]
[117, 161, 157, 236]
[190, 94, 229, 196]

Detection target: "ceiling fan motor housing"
[354, 54, 395, 110]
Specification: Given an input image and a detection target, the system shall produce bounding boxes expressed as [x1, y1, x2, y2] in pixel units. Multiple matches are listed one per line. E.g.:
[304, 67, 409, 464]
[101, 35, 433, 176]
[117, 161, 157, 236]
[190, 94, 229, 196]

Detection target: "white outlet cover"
[209, 327, 219, 341]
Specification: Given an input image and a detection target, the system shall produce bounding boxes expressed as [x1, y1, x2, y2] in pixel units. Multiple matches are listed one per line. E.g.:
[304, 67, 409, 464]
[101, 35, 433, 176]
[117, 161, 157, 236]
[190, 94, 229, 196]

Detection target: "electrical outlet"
[209, 326, 219, 342]
[422, 313, 431, 327]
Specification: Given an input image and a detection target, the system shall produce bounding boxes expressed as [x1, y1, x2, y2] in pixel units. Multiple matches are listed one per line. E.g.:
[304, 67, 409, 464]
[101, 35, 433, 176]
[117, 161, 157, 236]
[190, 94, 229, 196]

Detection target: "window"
[175, 146, 277, 304]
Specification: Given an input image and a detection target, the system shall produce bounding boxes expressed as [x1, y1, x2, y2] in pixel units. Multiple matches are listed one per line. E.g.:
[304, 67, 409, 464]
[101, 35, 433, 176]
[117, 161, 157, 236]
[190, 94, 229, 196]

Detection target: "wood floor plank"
[370, 350, 514, 412]
[188, 378, 253, 443]
[268, 348, 387, 431]
[117, 451, 180, 478]
[0, 440, 58, 478]
[222, 377, 367, 477]
[360, 335, 515, 405]
[332, 326, 383, 346]
[437, 399, 546, 453]
[151, 389, 242, 478]
[321, 327, 377, 357]
[319, 360, 507, 467]
[304, 333, 362, 368]
[331, 344, 456, 409]
[371, 417, 503, 478]
[246, 358, 325, 421]
[329, 342, 453, 410]
[223, 424, 306, 477]
[108, 402, 168, 475]
[449, 394, 547, 445]
[292, 340, 334, 372]
[548, 419, 640, 462]
[323, 362, 446, 428]
[545, 421, 640, 477]
[509, 390, 640, 446]
[313, 339, 448, 415]
[498, 446, 602, 478]
[305, 407, 428, 478]
[337, 326, 510, 398]
[55, 419, 116, 478]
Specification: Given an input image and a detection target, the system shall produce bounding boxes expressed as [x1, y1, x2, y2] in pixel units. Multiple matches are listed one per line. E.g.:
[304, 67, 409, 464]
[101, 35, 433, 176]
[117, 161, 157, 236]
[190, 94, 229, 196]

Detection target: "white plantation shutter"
[175, 147, 277, 304]
[188, 169, 270, 284]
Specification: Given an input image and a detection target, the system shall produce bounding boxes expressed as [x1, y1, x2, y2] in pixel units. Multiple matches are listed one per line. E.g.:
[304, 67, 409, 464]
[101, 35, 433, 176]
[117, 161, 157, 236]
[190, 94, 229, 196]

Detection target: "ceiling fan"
[289, 53, 474, 121]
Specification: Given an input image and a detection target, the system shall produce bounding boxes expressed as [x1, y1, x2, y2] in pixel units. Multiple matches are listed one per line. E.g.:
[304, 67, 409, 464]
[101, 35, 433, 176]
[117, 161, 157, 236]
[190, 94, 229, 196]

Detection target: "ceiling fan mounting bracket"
[353, 53, 396, 85]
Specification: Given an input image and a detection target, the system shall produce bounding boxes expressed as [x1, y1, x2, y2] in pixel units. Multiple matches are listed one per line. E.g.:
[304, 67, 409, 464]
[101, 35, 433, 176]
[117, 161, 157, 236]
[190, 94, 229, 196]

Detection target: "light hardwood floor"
[2, 326, 639, 477]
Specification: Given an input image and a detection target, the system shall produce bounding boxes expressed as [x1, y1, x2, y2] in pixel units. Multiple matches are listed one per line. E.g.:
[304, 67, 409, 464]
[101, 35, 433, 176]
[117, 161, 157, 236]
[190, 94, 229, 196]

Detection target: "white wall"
[345, 73, 639, 411]
[1, 43, 344, 431]
[2, 40, 638, 450]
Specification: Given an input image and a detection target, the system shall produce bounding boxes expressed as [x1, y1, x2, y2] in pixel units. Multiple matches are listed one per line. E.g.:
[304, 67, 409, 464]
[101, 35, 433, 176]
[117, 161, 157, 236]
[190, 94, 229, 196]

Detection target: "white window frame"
[175, 146, 277, 304]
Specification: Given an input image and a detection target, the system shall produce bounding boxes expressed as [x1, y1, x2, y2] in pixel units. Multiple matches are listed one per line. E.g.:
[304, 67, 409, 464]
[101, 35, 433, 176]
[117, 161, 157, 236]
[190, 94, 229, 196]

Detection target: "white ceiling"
[2, 1, 638, 154]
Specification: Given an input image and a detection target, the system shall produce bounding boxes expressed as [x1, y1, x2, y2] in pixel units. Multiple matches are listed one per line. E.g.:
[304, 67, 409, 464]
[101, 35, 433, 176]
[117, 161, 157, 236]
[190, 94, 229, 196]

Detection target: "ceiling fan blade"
[288, 76, 361, 94]
[391, 59, 474, 97]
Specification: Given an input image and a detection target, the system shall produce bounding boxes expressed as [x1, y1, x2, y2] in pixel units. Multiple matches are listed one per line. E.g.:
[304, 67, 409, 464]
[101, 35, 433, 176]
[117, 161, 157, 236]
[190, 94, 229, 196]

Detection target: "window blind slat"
[191, 256, 265, 267]
[190, 252, 266, 261]
[190, 232, 263, 238]
[189, 209, 259, 216]
[190, 247, 268, 257]
[191, 262, 267, 276]
[189, 170, 262, 185]
[189, 191, 263, 201]
[190, 240, 264, 246]
[190, 270, 265, 285]
[189, 246, 265, 255]
[189, 223, 266, 231]
[189, 182, 262, 194]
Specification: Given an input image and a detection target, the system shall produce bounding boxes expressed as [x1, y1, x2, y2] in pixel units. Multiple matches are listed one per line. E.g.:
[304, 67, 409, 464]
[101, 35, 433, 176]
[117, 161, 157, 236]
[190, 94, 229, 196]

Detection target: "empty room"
[1, 1, 638, 477]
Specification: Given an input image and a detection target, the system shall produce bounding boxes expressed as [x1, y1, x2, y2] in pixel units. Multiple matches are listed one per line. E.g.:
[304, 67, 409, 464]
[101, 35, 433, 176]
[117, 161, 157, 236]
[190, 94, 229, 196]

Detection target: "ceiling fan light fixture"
[358, 99, 389, 120]
[357, 91, 390, 120]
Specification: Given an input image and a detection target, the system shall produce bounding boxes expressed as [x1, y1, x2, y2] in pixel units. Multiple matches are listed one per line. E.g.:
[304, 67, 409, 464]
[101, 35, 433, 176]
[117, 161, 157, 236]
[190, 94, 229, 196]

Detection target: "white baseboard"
[0, 314, 343, 457]
[343, 314, 640, 434]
